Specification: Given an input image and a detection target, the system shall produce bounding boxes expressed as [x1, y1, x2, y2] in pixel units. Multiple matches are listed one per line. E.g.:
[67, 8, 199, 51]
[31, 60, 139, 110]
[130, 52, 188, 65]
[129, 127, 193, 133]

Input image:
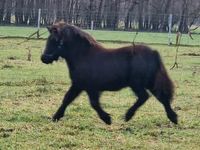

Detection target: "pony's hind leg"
[87, 90, 111, 125]
[125, 87, 149, 122]
[53, 85, 82, 121]
[150, 89, 178, 124]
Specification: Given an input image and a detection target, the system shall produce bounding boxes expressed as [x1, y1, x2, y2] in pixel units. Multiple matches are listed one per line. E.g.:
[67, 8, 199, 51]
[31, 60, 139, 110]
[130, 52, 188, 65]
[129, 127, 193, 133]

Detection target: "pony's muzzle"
[41, 54, 54, 64]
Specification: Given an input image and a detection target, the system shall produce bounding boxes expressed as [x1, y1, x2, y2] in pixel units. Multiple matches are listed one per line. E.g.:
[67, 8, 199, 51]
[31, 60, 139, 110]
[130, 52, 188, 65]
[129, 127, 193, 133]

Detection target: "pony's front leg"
[87, 90, 111, 125]
[53, 85, 82, 121]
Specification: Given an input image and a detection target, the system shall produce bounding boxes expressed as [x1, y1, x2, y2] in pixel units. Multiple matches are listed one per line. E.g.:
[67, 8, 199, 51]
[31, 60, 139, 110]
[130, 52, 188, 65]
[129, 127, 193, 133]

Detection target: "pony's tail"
[152, 51, 174, 103]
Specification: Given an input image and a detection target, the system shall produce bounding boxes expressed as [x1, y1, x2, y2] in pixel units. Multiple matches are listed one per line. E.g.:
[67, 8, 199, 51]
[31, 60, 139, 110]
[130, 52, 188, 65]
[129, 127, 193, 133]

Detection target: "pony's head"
[41, 21, 97, 64]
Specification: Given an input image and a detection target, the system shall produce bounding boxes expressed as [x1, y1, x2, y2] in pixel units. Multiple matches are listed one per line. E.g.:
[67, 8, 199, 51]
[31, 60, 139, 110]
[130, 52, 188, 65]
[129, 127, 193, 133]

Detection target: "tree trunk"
[68, 0, 75, 23]
[4, 0, 12, 24]
[160, 0, 172, 31]
[178, 0, 189, 33]
[112, 0, 121, 30]
[124, 1, 136, 30]
[138, 0, 144, 30]
[56, 0, 62, 21]
[96, 0, 104, 29]
[87, 0, 95, 28]
[105, 0, 113, 29]
[74, 0, 80, 25]
[15, 0, 24, 25]
[151, 14, 159, 31]
[143, 0, 150, 30]
[0, 0, 6, 23]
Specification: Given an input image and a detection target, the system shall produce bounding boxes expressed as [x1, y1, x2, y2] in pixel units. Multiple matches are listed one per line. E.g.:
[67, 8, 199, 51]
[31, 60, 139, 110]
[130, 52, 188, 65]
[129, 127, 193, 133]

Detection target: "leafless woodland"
[0, 0, 200, 32]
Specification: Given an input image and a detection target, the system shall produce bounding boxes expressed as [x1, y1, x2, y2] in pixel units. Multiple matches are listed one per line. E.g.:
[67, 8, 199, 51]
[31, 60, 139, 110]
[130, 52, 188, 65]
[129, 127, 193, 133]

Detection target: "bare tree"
[0, 0, 6, 23]
[178, 0, 189, 33]
[4, 0, 13, 24]
[0, 0, 199, 31]
[160, 0, 172, 31]
[95, 0, 104, 28]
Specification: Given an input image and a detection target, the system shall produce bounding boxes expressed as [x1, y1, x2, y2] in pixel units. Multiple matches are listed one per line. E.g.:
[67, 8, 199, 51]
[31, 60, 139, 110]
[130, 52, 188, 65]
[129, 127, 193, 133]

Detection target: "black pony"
[41, 22, 177, 125]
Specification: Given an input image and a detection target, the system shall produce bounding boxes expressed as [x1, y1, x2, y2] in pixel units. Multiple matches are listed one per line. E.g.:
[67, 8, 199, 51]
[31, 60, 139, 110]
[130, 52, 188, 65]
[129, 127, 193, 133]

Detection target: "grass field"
[0, 29, 200, 149]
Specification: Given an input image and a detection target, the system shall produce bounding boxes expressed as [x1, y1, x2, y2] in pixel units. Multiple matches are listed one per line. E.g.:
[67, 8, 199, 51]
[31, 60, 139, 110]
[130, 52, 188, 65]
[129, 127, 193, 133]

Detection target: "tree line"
[0, 0, 200, 33]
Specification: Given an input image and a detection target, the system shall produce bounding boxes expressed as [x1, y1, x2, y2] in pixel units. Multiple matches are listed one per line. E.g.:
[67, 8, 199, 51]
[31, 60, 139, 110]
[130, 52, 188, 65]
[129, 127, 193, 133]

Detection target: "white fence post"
[53, 9, 56, 23]
[91, 20, 94, 30]
[168, 14, 173, 45]
[37, 8, 41, 30]
[37, 8, 41, 38]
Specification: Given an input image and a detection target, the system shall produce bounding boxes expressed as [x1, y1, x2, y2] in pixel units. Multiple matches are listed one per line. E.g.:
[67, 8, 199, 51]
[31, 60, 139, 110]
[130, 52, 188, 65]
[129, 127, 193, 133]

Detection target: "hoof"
[169, 115, 178, 124]
[52, 117, 59, 122]
[101, 114, 112, 125]
[104, 117, 112, 125]
[52, 113, 64, 122]
[125, 112, 133, 122]
[168, 112, 178, 124]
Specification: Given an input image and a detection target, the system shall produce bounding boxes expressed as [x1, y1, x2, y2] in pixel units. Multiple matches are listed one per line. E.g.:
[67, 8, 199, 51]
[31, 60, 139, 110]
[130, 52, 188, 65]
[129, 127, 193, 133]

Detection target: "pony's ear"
[47, 26, 59, 34]
[47, 26, 63, 42]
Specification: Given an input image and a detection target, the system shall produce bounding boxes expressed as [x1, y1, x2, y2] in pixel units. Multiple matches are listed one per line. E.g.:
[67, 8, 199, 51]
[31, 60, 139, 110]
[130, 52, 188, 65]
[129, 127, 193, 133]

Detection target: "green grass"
[0, 26, 200, 46]
[0, 37, 200, 149]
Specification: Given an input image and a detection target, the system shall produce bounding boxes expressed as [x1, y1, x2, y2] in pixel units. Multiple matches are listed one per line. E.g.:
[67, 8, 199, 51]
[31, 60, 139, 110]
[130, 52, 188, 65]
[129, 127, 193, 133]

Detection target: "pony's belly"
[74, 77, 128, 91]
[99, 83, 127, 91]
[71, 65, 129, 91]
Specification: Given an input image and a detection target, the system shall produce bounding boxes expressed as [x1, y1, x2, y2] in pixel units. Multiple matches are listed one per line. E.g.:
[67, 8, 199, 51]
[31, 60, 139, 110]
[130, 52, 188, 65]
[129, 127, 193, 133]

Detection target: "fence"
[1, 8, 200, 30]
[0, 8, 200, 100]
[0, 8, 200, 46]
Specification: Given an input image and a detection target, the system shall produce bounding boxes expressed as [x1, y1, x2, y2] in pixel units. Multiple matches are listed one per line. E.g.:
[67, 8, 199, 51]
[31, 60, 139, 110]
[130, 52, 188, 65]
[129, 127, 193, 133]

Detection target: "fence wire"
[0, 8, 200, 46]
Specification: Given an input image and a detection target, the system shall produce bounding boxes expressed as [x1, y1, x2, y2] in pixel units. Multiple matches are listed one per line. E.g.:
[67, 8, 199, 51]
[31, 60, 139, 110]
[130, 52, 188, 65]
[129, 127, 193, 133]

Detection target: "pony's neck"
[63, 42, 90, 65]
